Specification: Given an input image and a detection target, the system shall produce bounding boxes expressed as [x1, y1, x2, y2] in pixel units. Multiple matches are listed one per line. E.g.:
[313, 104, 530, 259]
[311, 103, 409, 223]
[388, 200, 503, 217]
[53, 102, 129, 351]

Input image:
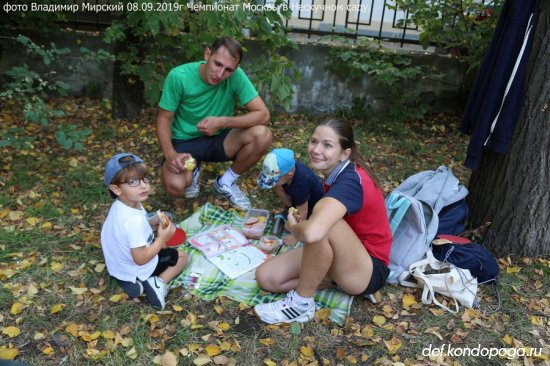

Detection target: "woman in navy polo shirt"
[254, 118, 392, 324]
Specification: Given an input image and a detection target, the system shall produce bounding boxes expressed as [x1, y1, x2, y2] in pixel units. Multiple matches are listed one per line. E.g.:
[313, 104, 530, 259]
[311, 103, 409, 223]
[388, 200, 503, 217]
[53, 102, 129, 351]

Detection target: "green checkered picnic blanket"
[171, 203, 353, 325]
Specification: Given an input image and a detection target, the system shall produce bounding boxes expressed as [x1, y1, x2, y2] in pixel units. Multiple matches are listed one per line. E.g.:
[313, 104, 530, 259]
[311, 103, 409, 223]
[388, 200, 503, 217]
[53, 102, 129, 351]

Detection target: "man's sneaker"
[213, 177, 251, 210]
[185, 165, 201, 198]
[143, 276, 168, 310]
[254, 290, 315, 324]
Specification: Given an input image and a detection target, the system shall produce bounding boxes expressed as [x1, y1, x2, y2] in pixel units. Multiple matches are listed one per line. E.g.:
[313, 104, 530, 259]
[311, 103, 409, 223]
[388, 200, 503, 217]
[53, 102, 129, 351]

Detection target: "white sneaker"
[213, 177, 251, 210]
[143, 276, 167, 310]
[184, 165, 201, 198]
[254, 290, 315, 324]
[364, 291, 381, 304]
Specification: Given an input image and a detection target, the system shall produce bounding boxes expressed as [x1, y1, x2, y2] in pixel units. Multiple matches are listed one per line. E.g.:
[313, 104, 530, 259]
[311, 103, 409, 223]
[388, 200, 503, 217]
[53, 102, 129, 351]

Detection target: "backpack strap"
[386, 192, 412, 234]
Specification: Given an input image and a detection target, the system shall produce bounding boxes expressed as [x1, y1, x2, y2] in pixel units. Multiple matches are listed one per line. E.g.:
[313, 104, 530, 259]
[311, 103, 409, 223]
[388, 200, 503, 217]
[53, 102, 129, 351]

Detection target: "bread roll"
[157, 210, 170, 229]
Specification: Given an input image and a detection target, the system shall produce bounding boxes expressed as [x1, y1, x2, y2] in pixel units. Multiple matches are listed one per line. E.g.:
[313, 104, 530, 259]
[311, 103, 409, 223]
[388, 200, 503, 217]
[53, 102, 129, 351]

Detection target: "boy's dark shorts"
[362, 256, 390, 295]
[151, 248, 180, 276]
[172, 129, 231, 163]
[115, 248, 180, 297]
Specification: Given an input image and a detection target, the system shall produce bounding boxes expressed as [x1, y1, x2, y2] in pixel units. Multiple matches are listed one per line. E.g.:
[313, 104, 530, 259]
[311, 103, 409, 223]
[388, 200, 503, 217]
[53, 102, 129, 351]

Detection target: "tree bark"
[112, 29, 145, 120]
[467, 0, 549, 256]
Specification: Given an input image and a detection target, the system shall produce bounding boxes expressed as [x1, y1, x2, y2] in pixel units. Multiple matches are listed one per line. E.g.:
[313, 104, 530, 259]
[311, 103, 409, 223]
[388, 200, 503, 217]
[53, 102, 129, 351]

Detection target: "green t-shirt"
[158, 61, 259, 140]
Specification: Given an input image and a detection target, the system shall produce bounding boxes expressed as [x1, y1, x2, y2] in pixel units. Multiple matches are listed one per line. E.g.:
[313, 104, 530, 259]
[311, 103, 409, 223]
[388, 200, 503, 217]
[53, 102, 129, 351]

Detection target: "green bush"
[326, 37, 428, 126]
[0, 35, 112, 150]
[391, 0, 504, 74]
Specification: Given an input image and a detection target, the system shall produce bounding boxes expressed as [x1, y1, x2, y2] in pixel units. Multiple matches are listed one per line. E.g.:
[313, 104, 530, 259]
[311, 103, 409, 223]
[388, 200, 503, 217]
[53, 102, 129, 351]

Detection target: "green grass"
[1, 98, 548, 365]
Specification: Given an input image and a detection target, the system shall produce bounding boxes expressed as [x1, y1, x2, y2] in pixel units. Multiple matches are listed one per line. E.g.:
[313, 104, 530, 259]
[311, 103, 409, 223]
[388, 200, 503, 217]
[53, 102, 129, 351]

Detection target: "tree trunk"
[467, 0, 549, 256]
[112, 30, 145, 120]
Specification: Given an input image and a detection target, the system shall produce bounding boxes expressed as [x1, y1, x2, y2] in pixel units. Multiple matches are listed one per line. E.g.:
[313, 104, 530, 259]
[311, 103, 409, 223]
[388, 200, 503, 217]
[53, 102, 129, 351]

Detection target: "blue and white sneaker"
[185, 165, 201, 198]
[143, 276, 168, 310]
[254, 290, 315, 324]
[213, 177, 251, 210]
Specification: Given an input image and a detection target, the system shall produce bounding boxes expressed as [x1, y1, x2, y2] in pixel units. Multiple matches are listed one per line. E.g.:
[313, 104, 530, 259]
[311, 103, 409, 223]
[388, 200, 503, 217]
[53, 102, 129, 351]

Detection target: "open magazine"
[187, 225, 268, 279]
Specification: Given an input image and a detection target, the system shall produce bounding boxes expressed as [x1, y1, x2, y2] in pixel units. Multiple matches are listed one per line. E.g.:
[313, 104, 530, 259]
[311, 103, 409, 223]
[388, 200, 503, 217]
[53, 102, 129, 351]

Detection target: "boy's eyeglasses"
[123, 177, 150, 187]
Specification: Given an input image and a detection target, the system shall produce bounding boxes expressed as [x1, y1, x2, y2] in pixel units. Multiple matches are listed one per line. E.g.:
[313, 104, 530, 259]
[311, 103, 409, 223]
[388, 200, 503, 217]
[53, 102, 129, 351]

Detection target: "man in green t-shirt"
[156, 37, 271, 210]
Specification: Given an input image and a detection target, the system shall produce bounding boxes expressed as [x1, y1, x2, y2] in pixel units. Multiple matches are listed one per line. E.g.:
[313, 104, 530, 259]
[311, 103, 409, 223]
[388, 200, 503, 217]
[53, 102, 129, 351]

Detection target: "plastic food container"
[258, 235, 282, 254]
[242, 208, 269, 239]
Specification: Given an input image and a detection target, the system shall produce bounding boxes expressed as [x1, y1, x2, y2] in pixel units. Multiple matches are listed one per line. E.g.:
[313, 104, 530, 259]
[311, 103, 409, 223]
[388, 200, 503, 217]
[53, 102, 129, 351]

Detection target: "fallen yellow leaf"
[102, 330, 116, 339]
[50, 303, 63, 314]
[109, 294, 123, 303]
[27, 283, 39, 296]
[26, 217, 39, 226]
[502, 334, 513, 345]
[373, 315, 386, 326]
[361, 325, 374, 337]
[42, 346, 55, 355]
[146, 314, 160, 324]
[461, 308, 477, 322]
[193, 355, 211, 366]
[126, 347, 138, 359]
[216, 322, 230, 332]
[172, 304, 184, 312]
[70, 286, 88, 295]
[506, 266, 521, 273]
[402, 294, 417, 309]
[300, 345, 315, 358]
[51, 262, 64, 272]
[316, 307, 331, 321]
[65, 323, 79, 337]
[0, 345, 19, 360]
[8, 211, 24, 220]
[94, 263, 105, 273]
[2, 326, 21, 338]
[530, 316, 544, 326]
[41, 222, 53, 229]
[10, 302, 25, 315]
[80, 331, 101, 342]
[384, 337, 402, 353]
[259, 338, 275, 346]
[188, 343, 201, 352]
[205, 344, 221, 357]
[68, 157, 78, 167]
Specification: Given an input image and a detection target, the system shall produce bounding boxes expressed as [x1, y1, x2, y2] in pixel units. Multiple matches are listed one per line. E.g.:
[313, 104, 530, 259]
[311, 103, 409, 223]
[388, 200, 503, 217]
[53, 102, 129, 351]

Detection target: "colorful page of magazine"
[187, 224, 249, 258]
[208, 245, 269, 279]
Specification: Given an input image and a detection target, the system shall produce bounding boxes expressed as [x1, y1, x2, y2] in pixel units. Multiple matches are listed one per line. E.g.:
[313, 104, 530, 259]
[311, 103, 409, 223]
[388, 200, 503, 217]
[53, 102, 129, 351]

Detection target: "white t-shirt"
[100, 199, 158, 282]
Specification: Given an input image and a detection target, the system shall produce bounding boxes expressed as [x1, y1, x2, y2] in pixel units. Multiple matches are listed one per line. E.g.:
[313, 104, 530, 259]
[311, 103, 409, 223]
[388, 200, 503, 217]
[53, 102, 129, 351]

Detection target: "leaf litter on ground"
[0, 97, 548, 365]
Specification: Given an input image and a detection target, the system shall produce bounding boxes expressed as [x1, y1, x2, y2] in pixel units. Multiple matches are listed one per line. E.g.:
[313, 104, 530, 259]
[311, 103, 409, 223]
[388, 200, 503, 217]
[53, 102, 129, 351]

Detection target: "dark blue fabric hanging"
[459, 0, 539, 170]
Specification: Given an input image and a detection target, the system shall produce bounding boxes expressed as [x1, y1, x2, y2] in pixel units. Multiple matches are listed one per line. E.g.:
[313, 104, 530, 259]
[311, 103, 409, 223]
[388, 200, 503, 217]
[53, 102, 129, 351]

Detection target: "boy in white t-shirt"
[101, 153, 188, 310]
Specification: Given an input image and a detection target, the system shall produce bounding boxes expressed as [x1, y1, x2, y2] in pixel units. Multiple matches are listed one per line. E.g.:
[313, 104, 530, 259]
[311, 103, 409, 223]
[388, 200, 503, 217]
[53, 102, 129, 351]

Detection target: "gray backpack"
[386, 166, 468, 283]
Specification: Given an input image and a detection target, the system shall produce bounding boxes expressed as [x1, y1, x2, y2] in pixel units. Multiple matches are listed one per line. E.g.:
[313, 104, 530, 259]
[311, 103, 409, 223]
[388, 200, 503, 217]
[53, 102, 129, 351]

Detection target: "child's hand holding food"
[156, 210, 176, 245]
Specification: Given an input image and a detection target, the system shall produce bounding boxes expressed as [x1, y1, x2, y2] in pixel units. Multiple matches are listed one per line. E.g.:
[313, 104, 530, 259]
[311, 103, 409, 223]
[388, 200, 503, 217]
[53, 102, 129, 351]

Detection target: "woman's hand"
[286, 208, 302, 232]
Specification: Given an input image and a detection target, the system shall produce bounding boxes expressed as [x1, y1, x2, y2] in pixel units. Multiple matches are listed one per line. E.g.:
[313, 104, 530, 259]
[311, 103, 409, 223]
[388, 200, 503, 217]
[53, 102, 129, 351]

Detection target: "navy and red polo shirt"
[323, 160, 392, 266]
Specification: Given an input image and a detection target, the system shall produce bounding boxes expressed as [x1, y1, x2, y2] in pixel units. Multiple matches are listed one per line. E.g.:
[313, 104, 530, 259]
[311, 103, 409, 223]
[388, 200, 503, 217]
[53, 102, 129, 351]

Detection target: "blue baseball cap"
[104, 153, 144, 188]
[257, 148, 295, 189]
